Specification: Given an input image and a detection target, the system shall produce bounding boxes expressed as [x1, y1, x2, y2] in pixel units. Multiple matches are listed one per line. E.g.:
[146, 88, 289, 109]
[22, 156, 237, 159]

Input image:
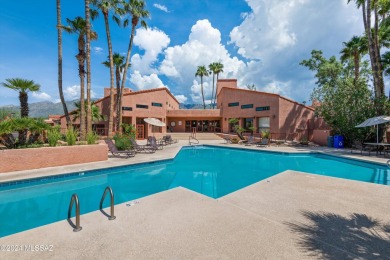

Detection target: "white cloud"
[32, 92, 52, 101]
[174, 94, 187, 103]
[129, 71, 168, 90]
[93, 46, 103, 54]
[228, 0, 364, 102]
[159, 19, 246, 103]
[153, 3, 169, 13]
[131, 27, 170, 74]
[64, 85, 96, 100]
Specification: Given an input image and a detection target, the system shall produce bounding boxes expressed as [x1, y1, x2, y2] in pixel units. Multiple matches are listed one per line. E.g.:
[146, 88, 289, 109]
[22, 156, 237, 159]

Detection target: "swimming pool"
[0, 145, 389, 237]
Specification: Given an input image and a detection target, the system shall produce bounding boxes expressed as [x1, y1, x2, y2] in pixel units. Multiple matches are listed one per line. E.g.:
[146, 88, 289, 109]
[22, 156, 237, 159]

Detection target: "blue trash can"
[334, 135, 344, 148]
[327, 136, 334, 147]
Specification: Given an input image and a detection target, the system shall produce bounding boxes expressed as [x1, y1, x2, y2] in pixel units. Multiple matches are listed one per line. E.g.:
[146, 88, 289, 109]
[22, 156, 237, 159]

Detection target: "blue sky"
[0, 0, 366, 106]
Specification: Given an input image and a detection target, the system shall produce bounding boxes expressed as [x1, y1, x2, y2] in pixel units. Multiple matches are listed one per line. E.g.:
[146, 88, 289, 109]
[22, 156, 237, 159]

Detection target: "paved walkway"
[0, 140, 389, 259]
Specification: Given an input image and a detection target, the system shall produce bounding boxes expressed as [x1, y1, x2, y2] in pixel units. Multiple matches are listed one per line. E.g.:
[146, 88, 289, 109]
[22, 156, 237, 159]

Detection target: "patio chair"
[223, 136, 232, 144]
[147, 136, 164, 150]
[104, 139, 135, 158]
[245, 136, 257, 146]
[350, 141, 371, 156]
[130, 138, 156, 153]
[257, 138, 269, 147]
[166, 135, 178, 144]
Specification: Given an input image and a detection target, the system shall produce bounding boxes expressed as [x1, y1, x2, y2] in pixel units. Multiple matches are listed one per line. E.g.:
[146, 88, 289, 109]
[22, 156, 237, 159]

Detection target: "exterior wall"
[0, 144, 108, 173]
[218, 88, 279, 134]
[277, 97, 315, 141]
[312, 129, 331, 146]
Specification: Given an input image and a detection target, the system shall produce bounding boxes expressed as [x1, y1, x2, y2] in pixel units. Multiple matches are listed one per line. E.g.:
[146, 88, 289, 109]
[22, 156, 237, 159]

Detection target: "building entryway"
[136, 118, 146, 139]
[185, 120, 221, 132]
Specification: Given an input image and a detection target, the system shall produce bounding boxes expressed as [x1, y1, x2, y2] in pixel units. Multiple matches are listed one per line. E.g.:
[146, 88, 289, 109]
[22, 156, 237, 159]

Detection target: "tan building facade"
[60, 79, 322, 141]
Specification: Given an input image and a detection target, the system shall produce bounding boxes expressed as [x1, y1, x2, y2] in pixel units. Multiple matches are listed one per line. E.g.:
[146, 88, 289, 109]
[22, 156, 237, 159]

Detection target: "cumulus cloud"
[153, 3, 169, 13]
[129, 71, 168, 90]
[64, 85, 96, 100]
[174, 94, 187, 103]
[131, 27, 170, 74]
[159, 19, 246, 102]
[228, 0, 364, 102]
[32, 92, 52, 101]
[93, 47, 103, 54]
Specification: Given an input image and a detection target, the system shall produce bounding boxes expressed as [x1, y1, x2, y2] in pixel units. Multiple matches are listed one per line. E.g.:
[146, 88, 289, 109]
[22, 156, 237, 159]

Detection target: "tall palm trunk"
[115, 67, 121, 131]
[210, 73, 215, 109]
[85, 0, 92, 134]
[103, 11, 116, 137]
[57, 0, 71, 127]
[214, 73, 219, 108]
[363, 0, 384, 98]
[19, 91, 28, 145]
[19, 92, 28, 118]
[76, 36, 86, 140]
[120, 20, 138, 133]
[200, 76, 205, 109]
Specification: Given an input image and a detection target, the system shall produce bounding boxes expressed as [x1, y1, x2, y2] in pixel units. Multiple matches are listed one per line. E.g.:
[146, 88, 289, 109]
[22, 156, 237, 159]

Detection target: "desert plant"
[113, 133, 131, 150]
[65, 127, 78, 146]
[86, 130, 99, 144]
[261, 130, 270, 138]
[47, 127, 62, 147]
[121, 123, 136, 140]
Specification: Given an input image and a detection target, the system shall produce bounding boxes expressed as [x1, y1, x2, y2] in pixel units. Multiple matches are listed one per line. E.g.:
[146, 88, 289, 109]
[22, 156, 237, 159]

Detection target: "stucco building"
[60, 79, 325, 142]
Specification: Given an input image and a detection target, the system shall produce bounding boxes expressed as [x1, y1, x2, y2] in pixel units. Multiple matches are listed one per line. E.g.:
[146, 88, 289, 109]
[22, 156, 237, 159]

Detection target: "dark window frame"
[241, 104, 253, 109]
[122, 106, 132, 111]
[256, 106, 270, 111]
[136, 104, 149, 109]
[228, 102, 239, 107]
[151, 102, 163, 107]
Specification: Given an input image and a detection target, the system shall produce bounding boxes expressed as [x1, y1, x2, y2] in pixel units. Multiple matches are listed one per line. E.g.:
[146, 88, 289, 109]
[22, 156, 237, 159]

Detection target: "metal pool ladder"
[68, 193, 82, 232]
[100, 186, 116, 220]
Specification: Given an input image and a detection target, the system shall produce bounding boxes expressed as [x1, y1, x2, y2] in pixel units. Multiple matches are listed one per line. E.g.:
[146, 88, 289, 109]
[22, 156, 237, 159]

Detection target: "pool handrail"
[100, 186, 116, 220]
[68, 193, 82, 232]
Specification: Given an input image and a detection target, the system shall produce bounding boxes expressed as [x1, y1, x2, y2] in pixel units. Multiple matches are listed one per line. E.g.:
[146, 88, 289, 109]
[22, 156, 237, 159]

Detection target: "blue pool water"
[0, 146, 389, 237]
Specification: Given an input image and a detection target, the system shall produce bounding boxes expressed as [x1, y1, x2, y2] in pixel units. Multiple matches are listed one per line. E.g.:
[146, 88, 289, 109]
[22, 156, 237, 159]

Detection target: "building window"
[228, 102, 239, 107]
[136, 104, 148, 109]
[258, 117, 270, 133]
[256, 106, 270, 111]
[122, 106, 132, 111]
[243, 118, 254, 130]
[152, 102, 163, 107]
[241, 104, 253, 109]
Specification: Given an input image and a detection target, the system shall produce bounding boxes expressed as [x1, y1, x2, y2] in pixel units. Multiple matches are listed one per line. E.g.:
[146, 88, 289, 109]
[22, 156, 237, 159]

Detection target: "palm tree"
[73, 101, 107, 124]
[1, 78, 40, 117]
[120, 0, 149, 131]
[348, 0, 385, 98]
[1, 78, 40, 145]
[209, 62, 218, 109]
[213, 62, 224, 108]
[62, 17, 97, 140]
[92, 0, 124, 137]
[195, 66, 209, 109]
[103, 53, 125, 131]
[85, 0, 93, 135]
[56, 0, 71, 127]
[340, 35, 367, 82]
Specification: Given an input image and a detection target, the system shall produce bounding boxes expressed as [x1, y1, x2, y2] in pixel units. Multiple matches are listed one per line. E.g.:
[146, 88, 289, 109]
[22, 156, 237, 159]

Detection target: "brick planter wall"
[0, 144, 108, 173]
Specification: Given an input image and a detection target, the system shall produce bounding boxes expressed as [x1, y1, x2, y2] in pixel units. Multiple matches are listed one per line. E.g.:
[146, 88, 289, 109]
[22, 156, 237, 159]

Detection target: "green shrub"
[121, 123, 136, 140]
[261, 130, 270, 138]
[65, 127, 78, 146]
[113, 134, 131, 150]
[86, 131, 99, 145]
[47, 127, 62, 147]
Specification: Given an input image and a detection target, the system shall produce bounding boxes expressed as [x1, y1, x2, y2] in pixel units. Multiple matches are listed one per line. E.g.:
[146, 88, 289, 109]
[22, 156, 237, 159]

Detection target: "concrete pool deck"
[0, 140, 389, 259]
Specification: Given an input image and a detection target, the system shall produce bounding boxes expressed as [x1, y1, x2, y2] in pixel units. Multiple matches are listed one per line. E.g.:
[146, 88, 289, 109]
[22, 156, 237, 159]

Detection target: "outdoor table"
[363, 142, 390, 156]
